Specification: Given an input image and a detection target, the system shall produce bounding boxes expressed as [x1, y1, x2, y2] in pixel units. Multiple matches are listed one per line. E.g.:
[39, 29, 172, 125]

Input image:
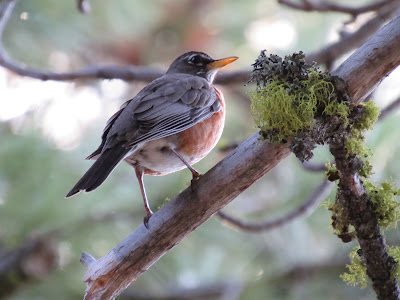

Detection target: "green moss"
[324, 188, 355, 242]
[325, 161, 339, 181]
[343, 101, 380, 177]
[354, 100, 380, 131]
[327, 197, 354, 242]
[250, 70, 348, 142]
[344, 135, 371, 159]
[341, 247, 368, 288]
[365, 180, 400, 229]
[389, 246, 400, 279]
[249, 51, 352, 143]
[250, 80, 316, 142]
[342, 246, 400, 288]
[358, 161, 373, 179]
[323, 100, 351, 126]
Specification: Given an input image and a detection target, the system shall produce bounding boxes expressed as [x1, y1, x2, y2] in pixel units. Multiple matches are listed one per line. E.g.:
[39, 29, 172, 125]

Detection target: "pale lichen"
[249, 51, 350, 144]
[365, 180, 400, 229]
[342, 246, 400, 288]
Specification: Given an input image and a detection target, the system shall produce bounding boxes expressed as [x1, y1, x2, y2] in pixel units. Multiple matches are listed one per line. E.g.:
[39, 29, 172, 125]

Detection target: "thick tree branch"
[328, 15, 400, 300]
[332, 16, 400, 102]
[80, 16, 400, 300]
[329, 140, 399, 299]
[217, 179, 332, 232]
[82, 139, 291, 300]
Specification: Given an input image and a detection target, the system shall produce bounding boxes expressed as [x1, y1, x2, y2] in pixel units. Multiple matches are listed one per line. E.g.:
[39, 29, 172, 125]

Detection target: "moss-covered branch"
[249, 48, 400, 299]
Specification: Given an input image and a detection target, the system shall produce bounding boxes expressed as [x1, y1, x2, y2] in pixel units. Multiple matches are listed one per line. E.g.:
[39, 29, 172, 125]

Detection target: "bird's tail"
[66, 145, 130, 197]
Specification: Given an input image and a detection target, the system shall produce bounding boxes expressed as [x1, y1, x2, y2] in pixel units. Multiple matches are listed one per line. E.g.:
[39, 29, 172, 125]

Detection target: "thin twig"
[77, 0, 91, 14]
[301, 161, 328, 172]
[0, 0, 16, 42]
[0, 232, 59, 298]
[307, 0, 400, 68]
[379, 96, 400, 121]
[279, 0, 396, 16]
[0, 0, 248, 85]
[80, 252, 96, 268]
[120, 281, 244, 300]
[0, 0, 397, 85]
[217, 179, 332, 232]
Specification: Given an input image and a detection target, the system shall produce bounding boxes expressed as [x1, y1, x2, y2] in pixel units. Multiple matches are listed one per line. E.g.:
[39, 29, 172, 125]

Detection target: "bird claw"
[143, 213, 153, 229]
[192, 171, 201, 180]
[190, 173, 202, 191]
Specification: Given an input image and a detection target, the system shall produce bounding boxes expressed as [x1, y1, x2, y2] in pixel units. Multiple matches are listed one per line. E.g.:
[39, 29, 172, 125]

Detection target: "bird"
[66, 51, 238, 227]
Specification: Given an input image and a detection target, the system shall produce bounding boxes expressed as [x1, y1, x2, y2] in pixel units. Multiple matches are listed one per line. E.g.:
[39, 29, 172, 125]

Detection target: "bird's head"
[166, 51, 238, 83]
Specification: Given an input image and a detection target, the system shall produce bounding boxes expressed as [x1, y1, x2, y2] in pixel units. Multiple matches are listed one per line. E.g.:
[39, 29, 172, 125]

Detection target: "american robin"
[66, 51, 238, 227]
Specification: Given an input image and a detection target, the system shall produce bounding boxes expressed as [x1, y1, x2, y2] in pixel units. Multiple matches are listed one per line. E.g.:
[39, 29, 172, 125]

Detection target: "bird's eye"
[189, 55, 201, 65]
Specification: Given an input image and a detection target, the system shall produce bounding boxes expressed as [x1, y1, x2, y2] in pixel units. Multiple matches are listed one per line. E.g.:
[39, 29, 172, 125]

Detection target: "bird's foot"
[190, 173, 202, 192]
[191, 169, 201, 180]
[143, 212, 153, 229]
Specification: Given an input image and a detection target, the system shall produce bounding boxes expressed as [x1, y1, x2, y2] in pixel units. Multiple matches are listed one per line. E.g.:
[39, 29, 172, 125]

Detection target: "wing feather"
[92, 73, 220, 156]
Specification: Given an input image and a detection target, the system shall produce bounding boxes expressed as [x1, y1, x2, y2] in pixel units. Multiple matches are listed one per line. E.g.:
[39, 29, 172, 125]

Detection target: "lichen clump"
[249, 50, 350, 143]
[341, 246, 400, 288]
[344, 100, 380, 161]
[341, 247, 368, 288]
[248, 51, 400, 290]
[353, 99, 380, 131]
[327, 196, 355, 243]
[365, 180, 400, 229]
[325, 161, 339, 181]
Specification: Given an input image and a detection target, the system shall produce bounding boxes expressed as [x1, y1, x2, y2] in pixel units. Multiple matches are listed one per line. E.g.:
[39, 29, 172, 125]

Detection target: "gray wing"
[88, 73, 220, 157]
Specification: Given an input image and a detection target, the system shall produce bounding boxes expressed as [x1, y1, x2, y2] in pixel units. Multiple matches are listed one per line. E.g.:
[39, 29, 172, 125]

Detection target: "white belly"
[124, 136, 195, 175]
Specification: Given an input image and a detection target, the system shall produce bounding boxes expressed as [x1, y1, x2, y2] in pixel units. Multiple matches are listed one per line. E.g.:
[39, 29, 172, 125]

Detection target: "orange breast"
[176, 87, 225, 164]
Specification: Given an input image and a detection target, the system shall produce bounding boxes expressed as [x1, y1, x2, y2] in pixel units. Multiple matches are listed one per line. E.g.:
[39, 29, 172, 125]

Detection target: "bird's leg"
[135, 167, 153, 229]
[170, 148, 201, 179]
[170, 148, 201, 191]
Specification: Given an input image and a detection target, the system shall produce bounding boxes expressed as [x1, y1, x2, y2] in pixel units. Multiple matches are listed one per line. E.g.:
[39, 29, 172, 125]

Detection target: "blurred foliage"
[1, 0, 400, 299]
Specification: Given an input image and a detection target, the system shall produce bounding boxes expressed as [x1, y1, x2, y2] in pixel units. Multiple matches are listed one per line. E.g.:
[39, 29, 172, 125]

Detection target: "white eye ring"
[188, 54, 202, 65]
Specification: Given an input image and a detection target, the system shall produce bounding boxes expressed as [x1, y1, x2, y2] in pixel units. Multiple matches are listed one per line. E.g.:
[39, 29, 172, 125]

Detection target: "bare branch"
[217, 179, 332, 232]
[81, 138, 291, 300]
[307, 1, 400, 67]
[120, 281, 244, 300]
[77, 0, 91, 14]
[0, 0, 397, 87]
[0, 233, 58, 298]
[80, 16, 400, 300]
[276, 258, 346, 282]
[301, 161, 327, 172]
[0, 0, 248, 85]
[80, 252, 96, 268]
[331, 17, 400, 102]
[0, 0, 16, 38]
[278, 0, 396, 16]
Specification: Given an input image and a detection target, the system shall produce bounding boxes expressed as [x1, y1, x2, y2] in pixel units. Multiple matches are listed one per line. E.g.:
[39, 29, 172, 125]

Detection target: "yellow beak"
[207, 56, 239, 70]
